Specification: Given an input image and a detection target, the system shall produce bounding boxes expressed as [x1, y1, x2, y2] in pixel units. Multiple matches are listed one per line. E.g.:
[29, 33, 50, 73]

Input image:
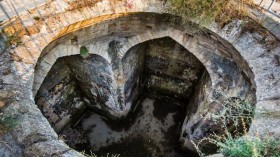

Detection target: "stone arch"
[31, 13, 258, 153]
[2, 4, 279, 155]
[33, 13, 256, 97]
[35, 53, 119, 132]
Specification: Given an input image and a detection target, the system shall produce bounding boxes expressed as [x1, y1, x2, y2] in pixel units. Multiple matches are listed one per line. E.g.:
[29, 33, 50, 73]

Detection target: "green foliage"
[191, 91, 280, 157]
[209, 94, 254, 132]
[80, 150, 120, 157]
[219, 136, 280, 157]
[6, 31, 22, 47]
[80, 46, 89, 58]
[166, 0, 253, 26]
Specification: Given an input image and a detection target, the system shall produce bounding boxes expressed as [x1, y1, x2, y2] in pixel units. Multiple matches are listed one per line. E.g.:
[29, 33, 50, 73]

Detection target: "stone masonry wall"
[144, 37, 204, 100]
[35, 58, 86, 132]
[122, 43, 146, 109]
[0, 0, 279, 156]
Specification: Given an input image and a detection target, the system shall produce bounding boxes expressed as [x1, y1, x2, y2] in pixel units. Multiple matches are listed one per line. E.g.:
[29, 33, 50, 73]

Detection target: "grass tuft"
[191, 91, 280, 157]
[166, 0, 254, 26]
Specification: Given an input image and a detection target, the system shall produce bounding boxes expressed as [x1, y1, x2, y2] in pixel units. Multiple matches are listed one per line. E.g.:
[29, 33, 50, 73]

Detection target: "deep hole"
[34, 36, 254, 156]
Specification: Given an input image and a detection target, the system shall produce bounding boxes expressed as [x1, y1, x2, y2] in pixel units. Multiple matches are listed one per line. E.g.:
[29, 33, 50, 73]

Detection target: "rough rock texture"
[35, 59, 86, 132]
[144, 37, 204, 100]
[0, 0, 279, 156]
[121, 44, 146, 110]
[65, 54, 123, 118]
[0, 35, 5, 53]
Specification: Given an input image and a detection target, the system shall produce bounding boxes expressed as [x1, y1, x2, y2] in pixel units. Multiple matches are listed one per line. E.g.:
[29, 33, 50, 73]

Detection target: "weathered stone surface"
[144, 37, 204, 100]
[180, 53, 256, 153]
[0, 134, 23, 157]
[0, 34, 6, 53]
[24, 140, 70, 157]
[59, 150, 85, 157]
[0, 1, 279, 156]
[180, 71, 213, 152]
[64, 54, 123, 118]
[249, 99, 280, 138]
[122, 43, 146, 110]
[206, 154, 224, 157]
[35, 59, 86, 132]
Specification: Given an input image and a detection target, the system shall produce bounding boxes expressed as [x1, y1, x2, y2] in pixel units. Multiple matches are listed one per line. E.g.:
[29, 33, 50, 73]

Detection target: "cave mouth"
[35, 37, 205, 156]
[34, 36, 255, 156]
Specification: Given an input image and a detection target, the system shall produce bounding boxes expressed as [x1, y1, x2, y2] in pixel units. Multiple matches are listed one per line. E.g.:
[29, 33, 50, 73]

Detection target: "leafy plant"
[80, 46, 89, 58]
[191, 91, 280, 157]
[218, 135, 280, 157]
[5, 31, 22, 47]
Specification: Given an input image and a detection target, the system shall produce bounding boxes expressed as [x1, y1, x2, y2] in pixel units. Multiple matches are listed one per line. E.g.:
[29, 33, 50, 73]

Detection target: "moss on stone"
[80, 46, 89, 58]
[0, 117, 18, 136]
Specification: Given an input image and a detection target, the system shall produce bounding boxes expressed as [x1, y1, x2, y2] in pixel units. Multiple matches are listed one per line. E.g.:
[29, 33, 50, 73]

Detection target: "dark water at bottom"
[61, 93, 198, 157]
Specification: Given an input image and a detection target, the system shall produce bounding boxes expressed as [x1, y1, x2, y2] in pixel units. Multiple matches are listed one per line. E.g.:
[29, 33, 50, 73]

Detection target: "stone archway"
[0, 2, 279, 155]
[31, 13, 257, 155]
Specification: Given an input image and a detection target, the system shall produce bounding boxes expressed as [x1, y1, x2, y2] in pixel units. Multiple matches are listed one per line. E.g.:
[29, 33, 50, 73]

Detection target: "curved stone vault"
[0, 0, 279, 156]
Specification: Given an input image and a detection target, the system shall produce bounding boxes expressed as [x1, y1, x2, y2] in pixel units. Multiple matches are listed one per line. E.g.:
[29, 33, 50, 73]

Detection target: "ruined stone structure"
[0, 0, 279, 156]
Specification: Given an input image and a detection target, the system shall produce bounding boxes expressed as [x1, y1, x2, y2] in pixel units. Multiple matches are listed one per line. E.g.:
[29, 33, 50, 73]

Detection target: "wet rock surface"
[35, 58, 86, 132]
[144, 38, 204, 100]
[61, 93, 198, 157]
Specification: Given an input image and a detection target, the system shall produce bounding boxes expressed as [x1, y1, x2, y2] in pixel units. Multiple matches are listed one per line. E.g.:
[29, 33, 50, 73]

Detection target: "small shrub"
[166, 0, 254, 26]
[80, 46, 89, 58]
[5, 31, 22, 47]
[218, 135, 280, 157]
[191, 91, 280, 157]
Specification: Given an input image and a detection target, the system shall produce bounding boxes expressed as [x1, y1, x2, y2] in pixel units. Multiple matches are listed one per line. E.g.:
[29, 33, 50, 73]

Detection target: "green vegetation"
[218, 135, 280, 157]
[80, 150, 120, 157]
[80, 46, 89, 58]
[33, 16, 41, 21]
[167, 0, 254, 26]
[5, 31, 22, 47]
[192, 91, 280, 157]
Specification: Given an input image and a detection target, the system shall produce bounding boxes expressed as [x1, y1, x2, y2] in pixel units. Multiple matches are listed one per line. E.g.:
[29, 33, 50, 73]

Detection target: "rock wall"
[180, 55, 257, 153]
[0, 1, 279, 155]
[180, 70, 213, 152]
[122, 44, 146, 109]
[64, 54, 122, 119]
[33, 24, 259, 154]
[36, 44, 147, 128]
[144, 37, 204, 100]
[35, 58, 86, 132]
